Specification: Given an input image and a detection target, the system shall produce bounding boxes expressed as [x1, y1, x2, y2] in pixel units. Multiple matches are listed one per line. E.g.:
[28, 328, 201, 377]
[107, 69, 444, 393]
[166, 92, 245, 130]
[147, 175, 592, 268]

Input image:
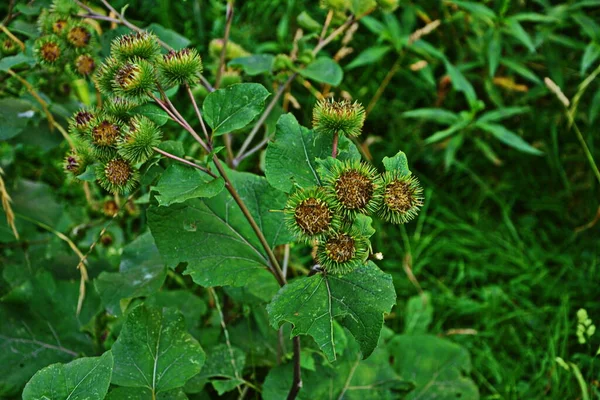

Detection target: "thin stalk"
[332, 132, 339, 158]
[185, 84, 210, 143]
[215, 1, 234, 89]
[153, 147, 217, 178]
[366, 54, 403, 115]
[149, 92, 211, 153]
[288, 336, 303, 400]
[312, 15, 354, 56]
[234, 73, 297, 165]
[566, 116, 600, 185]
[212, 157, 287, 286]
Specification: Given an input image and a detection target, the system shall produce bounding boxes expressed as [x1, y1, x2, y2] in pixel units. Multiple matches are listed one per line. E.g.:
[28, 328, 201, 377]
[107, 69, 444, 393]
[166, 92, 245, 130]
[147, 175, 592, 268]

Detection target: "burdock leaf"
[111, 305, 205, 393]
[148, 169, 292, 289]
[267, 262, 396, 361]
[95, 232, 167, 316]
[388, 335, 479, 400]
[203, 83, 270, 136]
[265, 113, 361, 193]
[153, 164, 225, 206]
[22, 351, 113, 400]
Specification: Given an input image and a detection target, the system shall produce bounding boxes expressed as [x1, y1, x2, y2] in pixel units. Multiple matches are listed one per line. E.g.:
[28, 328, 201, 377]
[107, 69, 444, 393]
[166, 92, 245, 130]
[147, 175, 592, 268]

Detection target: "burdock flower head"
[34, 35, 63, 65]
[377, 171, 423, 224]
[64, 139, 93, 178]
[72, 54, 96, 77]
[284, 187, 341, 243]
[312, 98, 365, 137]
[88, 114, 123, 158]
[113, 59, 156, 100]
[319, 158, 382, 217]
[66, 23, 92, 48]
[111, 31, 161, 62]
[94, 56, 121, 96]
[158, 48, 203, 86]
[317, 228, 370, 275]
[104, 97, 139, 120]
[69, 108, 95, 135]
[117, 116, 162, 164]
[1, 37, 18, 56]
[97, 157, 139, 194]
[50, 0, 80, 16]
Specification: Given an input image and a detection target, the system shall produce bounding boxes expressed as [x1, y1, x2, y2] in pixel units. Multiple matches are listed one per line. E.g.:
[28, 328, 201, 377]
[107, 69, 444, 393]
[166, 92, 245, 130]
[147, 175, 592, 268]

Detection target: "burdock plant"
[46, 3, 415, 398]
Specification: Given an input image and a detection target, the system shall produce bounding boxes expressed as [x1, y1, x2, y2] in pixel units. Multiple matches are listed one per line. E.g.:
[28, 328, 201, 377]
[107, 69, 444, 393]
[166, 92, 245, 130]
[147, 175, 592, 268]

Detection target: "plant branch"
[366, 54, 403, 115]
[0, 24, 25, 52]
[185, 84, 210, 143]
[233, 73, 297, 166]
[288, 336, 303, 400]
[212, 157, 287, 286]
[215, 1, 234, 89]
[312, 14, 354, 56]
[153, 147, 218, 178]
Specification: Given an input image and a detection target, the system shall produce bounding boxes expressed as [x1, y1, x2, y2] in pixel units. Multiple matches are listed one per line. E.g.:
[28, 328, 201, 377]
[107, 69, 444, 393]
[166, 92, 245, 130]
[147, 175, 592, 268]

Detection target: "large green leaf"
[146, 23, 191, 49]
[106, 387, 188, 399]
[148, 169, 292, 288]
[0, 272, 99, 397]
[0, 98, 35, 140]
[22, 351, 113, 400]
[299, 57, 343, 86]
[265, 113, 361, 193]
[203, 83, 270, 136]
[476, 122, 543, 155]
[389, 335, 480, 400]
[196, 344, 246, 395]
[95, 232, 167, 316]
[153, 164, 225, 206]
[229, 54, 275, 75]
[131, 104, 170, 126]
[267, 262, 396, 361]
[111, 305, 205, 394]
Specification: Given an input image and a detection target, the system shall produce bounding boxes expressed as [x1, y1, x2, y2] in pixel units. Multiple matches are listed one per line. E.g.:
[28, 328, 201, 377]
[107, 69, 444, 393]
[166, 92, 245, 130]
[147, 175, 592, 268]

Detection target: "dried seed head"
[319, 158, 382, 217]
[317, 229, 369, 275]
[67, 25, 91, 48]
[335, 170, 374, 210]
[295, 198, 333, 235]
[312, 98, 365, 137]
[74, 54, 96, 77]
[378, 172, 423, 224]
[325, 233, 355, 263]
[92, 119, 121, 147]
[285, 187, 340, 242]
[97, 157, 139, 194]
[52, 19, 68, 34]
[105, 158, 131, 185]
[35, 36, 63, 64]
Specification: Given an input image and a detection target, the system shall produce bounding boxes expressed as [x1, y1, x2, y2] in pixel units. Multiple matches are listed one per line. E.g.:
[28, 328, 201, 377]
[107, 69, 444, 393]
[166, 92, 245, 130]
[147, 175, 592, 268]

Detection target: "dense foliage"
[1, 0, 599, 399]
